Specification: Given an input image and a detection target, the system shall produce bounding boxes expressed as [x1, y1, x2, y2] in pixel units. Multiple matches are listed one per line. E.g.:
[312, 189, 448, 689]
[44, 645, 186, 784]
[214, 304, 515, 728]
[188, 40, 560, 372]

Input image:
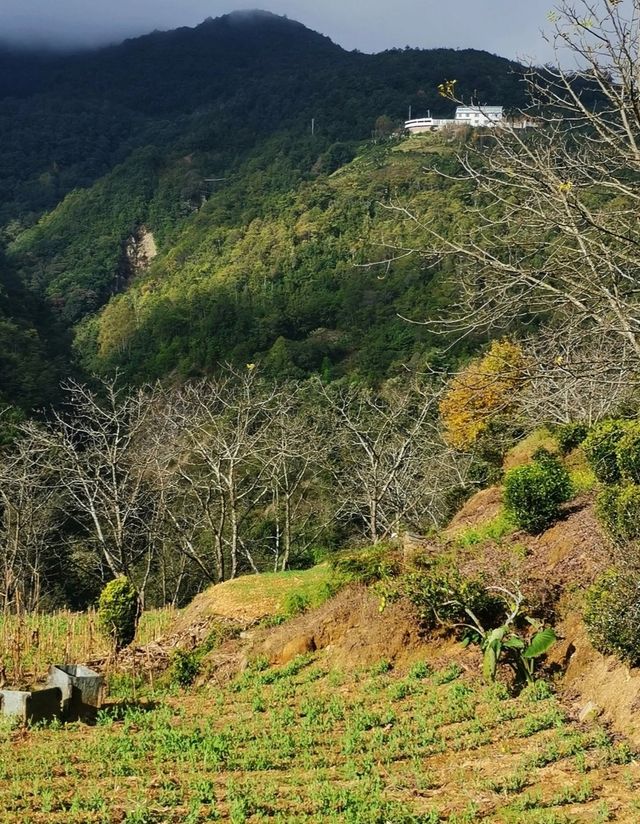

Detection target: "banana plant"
[443, 586, 557, 684]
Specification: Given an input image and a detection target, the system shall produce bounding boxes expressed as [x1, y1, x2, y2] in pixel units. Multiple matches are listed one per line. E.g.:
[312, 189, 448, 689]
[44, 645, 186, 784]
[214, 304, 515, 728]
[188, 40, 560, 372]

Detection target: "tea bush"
[584, 569, 640, 666]
[556, 422, 588, 456]
[595, 483, 640, 542]
[503, 450, 572, 534]
[615, 421, 640, 483]
[595, 485, 622, 539]
[97, 577, 140, 651]
[583, 420, 629, 484]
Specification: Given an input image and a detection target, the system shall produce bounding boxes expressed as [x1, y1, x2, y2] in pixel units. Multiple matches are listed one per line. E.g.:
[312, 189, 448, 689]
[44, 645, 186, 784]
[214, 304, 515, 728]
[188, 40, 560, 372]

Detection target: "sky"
[0, 0, 556, 61]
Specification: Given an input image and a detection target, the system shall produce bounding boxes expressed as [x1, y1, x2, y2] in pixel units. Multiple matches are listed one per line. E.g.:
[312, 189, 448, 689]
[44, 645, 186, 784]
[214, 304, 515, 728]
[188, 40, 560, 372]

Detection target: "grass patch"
[221, 564, 337, 621]
[504, 428, 559, 471]
[453, 508, 517, 547]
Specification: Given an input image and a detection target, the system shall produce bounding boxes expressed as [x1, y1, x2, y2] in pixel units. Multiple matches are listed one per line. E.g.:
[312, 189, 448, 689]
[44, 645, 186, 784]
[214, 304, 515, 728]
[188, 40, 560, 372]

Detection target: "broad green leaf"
[503, 636, 525, 649]
[523, 628, 558, 659]
[485, 626, 507, 646]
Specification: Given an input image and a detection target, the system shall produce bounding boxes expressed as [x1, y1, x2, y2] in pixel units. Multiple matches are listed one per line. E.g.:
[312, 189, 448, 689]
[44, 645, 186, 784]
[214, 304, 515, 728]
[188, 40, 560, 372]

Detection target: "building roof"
[456, 105, 503, 114]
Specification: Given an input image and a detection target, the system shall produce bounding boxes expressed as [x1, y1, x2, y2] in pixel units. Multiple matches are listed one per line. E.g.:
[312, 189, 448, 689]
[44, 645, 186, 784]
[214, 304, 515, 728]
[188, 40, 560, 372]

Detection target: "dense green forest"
[0, 251, 68, 414]
[0, 11, 526, 410]
[72, 134, 480, 383]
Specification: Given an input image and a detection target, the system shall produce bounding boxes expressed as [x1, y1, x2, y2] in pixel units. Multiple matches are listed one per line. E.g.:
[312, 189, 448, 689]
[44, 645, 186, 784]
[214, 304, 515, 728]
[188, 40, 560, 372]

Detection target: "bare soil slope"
[444, 487, 640, 746]
[133, 485, 640, 746]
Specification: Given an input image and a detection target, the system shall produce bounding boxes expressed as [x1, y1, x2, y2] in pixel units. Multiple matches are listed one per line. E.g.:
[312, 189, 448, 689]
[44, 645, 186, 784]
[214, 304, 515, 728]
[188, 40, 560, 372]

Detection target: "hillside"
[0, 251, 68, 414]
[0, 13, 523, 224]
[0, 12, 526, 408]
[70, 135, 473, 383]
[5, 4, 640, 818]
[4, 452, 640, 821]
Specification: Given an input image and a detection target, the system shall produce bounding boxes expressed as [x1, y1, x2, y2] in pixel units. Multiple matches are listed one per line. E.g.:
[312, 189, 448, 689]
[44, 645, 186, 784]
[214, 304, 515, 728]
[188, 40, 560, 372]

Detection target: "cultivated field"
[1, 650, 638, 822]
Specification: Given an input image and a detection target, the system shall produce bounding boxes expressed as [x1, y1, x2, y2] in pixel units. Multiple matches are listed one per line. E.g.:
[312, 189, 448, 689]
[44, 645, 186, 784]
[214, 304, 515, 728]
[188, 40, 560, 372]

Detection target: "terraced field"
[1, 653, 638, 823]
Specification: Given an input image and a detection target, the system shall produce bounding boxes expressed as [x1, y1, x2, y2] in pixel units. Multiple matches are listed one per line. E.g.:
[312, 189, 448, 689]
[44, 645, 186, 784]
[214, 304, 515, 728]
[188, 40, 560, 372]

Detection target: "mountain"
[0, 11, 527, 407]
[0, 251, 68, 413]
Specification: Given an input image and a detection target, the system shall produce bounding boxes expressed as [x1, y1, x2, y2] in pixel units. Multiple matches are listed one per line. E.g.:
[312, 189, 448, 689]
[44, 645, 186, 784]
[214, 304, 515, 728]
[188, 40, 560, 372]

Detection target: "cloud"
[0, 0, 554, 61]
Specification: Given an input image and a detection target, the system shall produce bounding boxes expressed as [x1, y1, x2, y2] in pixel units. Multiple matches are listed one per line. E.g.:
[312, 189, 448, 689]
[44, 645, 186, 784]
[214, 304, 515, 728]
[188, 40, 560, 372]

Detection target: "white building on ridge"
[404, 105, 506, 133]
[454, 105, 504, 127]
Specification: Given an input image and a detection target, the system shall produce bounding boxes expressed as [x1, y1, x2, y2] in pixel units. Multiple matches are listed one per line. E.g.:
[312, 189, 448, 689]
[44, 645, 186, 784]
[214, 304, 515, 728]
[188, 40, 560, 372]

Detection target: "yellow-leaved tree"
[439, 340, 527, 451]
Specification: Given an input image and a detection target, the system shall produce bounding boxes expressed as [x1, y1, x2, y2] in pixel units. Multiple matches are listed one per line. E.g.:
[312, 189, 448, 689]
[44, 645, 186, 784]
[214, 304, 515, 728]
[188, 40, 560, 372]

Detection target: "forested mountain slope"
[0, 251, 67, 413]
[0, 11, 525, 406]
[75, 135, 473, 383]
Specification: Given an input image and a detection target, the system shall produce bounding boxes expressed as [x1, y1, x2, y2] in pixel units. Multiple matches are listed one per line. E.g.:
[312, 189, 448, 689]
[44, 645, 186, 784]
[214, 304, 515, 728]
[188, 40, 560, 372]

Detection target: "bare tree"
[164, 367, 280, 581]
[149, 409, 223, 586]
[317, 378, 471, 543]
[27, 378, 161, 583]
[263, 382, 333, 571]
[384, 1, 640, 358]
[518, 326, 640, 425]
[0, 429, 63, 613]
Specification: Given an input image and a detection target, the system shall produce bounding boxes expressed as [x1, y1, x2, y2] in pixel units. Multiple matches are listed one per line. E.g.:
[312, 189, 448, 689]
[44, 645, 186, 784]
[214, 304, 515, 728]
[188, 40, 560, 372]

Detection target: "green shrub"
[616, 421, 640, 483]
[616, 484, 640, 541]
[503, 450, 573, 534]
[97, 577, 140, 651]
[170, 649, 201, 687]
[583, 420, 629, 484]
[401, 566, 502, 632]
[453, 508, 516, 547]
[282, 591, 312, 618]
[595, 485, 622, 538]
[330, 544, 401, 585]
[595, 483, 640, 542]
[584, 569, 640, 665]
[556, 422, 588, 456]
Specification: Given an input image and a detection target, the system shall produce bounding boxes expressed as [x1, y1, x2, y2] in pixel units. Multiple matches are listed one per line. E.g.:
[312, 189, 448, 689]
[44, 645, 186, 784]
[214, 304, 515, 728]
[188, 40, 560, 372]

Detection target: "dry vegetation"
[0, 608, 175, 687]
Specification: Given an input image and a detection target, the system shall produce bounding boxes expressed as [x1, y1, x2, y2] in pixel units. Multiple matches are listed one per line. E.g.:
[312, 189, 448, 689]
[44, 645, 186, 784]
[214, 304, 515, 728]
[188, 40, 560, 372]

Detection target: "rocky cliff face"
[115, 226, 157, 292]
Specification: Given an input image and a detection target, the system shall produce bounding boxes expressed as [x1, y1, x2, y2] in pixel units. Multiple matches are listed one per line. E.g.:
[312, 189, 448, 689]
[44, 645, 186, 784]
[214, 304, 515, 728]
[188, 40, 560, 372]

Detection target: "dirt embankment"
[123, 484, 640, 745]
[197, 585, 475, 688]
[447, 488, 640, 745]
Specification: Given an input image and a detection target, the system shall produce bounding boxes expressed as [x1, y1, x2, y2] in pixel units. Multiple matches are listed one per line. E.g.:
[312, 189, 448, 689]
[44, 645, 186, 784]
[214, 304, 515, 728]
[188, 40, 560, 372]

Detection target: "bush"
[595, 483, 640, 542]
[595, 485, 622, 538]
[556, 422, 588, 456]
[97, 577, 140, 651]
[331, 544, 401, 585]
[584, 569, 640, 666]
[282, 591, 312, 618]
[616, 484, 640, 541]
[170, 649, 201, 687]
[503, 450, 573, 533]
[616, 421, 640, 483]
[583, 420, 629, 484]
[401, 566, 502, 632]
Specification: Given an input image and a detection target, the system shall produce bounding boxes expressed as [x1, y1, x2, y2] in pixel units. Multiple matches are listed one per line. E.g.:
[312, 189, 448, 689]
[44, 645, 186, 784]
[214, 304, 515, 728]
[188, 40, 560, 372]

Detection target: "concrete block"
[0, 690, 30, 723]
[47, 665, 105, 722]
[27, 688, 63, 724]
[0, 687, 62, 725]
